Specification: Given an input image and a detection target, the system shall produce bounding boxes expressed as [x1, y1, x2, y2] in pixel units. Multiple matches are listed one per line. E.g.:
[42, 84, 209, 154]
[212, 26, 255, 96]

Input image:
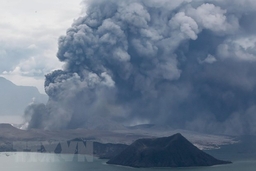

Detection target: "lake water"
[0, 152, 256, 171]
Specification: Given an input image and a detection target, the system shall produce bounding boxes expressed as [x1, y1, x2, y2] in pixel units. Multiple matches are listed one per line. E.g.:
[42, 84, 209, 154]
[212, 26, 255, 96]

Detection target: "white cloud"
[186, 3, 239, 33]
[169, 12, 199, 40]
[199, 54, 217, 64]
[0, 0, 82, 92]
[217, 36, 256, 61]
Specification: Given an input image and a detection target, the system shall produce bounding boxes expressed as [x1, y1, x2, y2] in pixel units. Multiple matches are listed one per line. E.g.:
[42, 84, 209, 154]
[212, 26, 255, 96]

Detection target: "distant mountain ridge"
[107, 133, 231, 168]
[0, 77, 48, 116]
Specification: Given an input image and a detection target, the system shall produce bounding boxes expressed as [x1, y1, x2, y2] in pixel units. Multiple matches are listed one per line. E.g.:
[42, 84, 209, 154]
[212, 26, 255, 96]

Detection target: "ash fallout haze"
[25, 0, 256, 135]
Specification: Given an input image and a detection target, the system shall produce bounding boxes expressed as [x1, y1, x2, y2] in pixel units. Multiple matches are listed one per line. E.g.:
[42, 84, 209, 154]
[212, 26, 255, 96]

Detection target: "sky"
[0, 0, 82, 93]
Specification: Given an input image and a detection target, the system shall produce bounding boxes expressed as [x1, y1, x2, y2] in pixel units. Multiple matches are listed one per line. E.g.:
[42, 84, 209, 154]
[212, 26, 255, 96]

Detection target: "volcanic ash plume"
[25, 0, 256, 135]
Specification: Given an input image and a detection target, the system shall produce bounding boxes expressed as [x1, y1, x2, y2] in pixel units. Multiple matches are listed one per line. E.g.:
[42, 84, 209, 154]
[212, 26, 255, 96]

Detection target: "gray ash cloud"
[25, 0, 256, 135]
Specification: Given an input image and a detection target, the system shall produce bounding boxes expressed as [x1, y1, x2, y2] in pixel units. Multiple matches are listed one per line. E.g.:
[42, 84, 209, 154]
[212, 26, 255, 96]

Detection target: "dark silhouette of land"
[107, 133, 231, 168]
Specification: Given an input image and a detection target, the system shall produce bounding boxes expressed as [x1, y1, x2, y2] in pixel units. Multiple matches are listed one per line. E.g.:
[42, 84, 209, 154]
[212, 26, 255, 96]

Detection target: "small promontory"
[107, 133, 231, 168]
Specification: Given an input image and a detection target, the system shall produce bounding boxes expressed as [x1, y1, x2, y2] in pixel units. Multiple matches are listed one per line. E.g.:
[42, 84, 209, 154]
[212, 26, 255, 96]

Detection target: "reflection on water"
[0, 152, 256, 171]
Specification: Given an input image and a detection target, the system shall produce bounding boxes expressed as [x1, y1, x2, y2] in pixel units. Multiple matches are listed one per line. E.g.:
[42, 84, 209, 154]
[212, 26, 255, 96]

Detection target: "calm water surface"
[0, 152, 255, 171]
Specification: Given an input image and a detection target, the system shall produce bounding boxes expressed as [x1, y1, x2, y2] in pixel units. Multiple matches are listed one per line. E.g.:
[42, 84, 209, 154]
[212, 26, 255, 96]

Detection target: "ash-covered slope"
[107, 133, 231, 168]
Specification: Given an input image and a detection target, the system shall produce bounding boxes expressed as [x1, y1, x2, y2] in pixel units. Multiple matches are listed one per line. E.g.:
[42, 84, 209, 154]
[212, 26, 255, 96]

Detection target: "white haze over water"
[0, 152, 256, 171]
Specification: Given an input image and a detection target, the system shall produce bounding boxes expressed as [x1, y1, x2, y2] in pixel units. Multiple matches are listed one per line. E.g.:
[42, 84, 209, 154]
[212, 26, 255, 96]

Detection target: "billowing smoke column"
[25, 0, 256, 135]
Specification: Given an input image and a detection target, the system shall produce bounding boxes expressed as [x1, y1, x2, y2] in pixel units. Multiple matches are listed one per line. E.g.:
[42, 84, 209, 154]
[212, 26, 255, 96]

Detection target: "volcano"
[107, 133, 231, 168]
